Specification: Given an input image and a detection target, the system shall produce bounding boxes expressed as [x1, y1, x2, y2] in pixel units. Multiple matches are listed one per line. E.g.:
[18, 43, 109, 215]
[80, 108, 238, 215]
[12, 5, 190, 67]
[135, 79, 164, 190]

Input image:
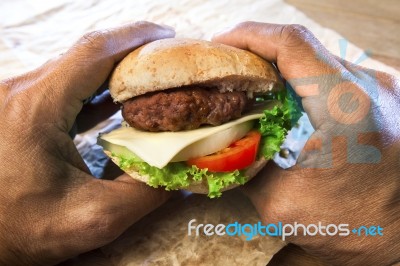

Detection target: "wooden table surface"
[269, 1, 399, 265]
[285, 0, 400, 72]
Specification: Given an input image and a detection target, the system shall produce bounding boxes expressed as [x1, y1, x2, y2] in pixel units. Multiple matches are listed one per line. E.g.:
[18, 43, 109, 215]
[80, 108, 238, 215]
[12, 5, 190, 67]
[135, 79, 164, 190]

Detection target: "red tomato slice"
[186, 130, 261, 172]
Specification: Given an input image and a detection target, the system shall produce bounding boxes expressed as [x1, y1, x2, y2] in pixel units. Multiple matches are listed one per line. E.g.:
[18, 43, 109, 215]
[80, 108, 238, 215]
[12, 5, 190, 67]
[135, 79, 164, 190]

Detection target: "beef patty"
[122, 86, 248, 132]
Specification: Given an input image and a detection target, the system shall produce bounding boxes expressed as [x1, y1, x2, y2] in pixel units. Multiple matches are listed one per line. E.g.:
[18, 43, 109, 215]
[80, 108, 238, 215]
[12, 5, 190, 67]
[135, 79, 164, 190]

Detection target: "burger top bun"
[104, 150, 268, 194]
[109, 38, 282, 103]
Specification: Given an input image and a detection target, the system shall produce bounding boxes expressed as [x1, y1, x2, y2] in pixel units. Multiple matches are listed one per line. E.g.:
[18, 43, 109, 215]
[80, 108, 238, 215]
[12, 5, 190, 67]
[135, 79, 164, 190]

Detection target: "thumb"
[67, 174, 170, 254]
[96, 174, 171, 227]
[241, 161, 301, 222]
[47, 173, 171, 262]
[212, 22, 346, 130]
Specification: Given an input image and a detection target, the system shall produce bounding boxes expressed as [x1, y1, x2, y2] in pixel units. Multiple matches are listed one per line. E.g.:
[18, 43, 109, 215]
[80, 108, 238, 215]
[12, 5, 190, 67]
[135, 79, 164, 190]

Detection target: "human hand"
[213, 22, 400, 265]
[0, 21, 175, 265]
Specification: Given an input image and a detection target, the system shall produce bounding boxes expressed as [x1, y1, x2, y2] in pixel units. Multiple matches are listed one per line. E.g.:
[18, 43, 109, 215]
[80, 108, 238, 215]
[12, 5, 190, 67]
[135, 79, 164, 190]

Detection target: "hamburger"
[98, 38, 301, 198]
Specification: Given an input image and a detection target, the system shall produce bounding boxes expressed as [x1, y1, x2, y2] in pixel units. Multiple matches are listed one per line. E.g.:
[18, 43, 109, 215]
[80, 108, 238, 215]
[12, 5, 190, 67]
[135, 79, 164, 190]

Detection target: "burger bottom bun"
[104, 150, 268, 194]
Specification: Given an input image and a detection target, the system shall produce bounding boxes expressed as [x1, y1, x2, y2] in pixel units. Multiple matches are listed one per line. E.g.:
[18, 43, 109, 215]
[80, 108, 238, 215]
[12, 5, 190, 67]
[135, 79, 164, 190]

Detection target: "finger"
[61, 174, 171, 256]
[93, 175, 171, 238]
[212, 22, 345, 129]
[242, 162, 283, 205]
[75, 90, 119, 133]
[241, 162, 301, 222]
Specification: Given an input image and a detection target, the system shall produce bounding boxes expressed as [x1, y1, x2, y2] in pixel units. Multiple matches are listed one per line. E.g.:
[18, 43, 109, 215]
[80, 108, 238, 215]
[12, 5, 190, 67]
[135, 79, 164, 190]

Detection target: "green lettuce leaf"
[257, 89, 302, 159]
[113, 152, 246, 198]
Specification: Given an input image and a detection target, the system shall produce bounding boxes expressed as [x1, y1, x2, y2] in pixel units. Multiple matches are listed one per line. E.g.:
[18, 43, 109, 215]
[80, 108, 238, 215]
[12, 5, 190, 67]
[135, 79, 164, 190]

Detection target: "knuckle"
[1, 77, 22, 98]
[279, 24, 311, 45]
[282, 24, 309, 37]
[79, 29, 112, 52]
[2, 96, 31, 130]
[1, 76, 51, 125]
[1, 78, 13, 90]
[0, 79, 12, 101]
[81, 204, 121, 243]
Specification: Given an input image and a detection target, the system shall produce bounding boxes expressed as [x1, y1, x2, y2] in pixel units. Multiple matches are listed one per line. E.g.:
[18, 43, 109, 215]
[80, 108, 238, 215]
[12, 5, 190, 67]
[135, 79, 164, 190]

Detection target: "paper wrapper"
[103, 190, 285, 266]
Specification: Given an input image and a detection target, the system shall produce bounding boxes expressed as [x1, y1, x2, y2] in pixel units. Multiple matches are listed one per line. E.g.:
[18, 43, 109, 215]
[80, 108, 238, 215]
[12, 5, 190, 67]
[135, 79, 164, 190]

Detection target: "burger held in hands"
[98, 38, 301, 198]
